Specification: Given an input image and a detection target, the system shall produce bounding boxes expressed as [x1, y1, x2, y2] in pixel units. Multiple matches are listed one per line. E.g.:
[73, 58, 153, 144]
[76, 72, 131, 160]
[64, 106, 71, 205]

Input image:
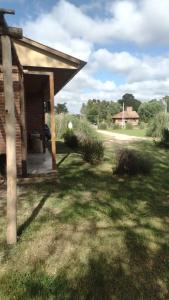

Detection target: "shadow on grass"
[56, 141, 71, 155]
[0, 140, 169, 299]
[1, 241, 169, 300]
[17, 192, 51, 237]
[57, 153, 70, 168]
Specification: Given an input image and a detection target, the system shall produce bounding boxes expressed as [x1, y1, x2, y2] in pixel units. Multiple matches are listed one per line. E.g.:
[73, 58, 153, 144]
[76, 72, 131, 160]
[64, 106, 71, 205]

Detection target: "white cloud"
[22, 0, 169, 61]
[92, 49, 169, 82]
[23, 0, 169, 46]
[21, 0, 169, 113]
[58, 77, 169, 113]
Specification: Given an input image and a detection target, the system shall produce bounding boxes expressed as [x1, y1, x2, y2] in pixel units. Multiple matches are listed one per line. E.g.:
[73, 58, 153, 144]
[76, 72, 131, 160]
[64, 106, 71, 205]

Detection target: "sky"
[1, 0, 169, 113]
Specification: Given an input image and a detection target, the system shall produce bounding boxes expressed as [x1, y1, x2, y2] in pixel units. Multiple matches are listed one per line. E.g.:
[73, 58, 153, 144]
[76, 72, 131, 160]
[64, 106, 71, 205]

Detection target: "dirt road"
[98, 129, 149, 142]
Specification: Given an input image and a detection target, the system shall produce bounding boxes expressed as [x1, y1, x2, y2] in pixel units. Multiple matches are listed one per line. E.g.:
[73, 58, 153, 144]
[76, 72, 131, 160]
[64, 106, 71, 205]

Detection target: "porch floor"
[27, 149, 52, 174]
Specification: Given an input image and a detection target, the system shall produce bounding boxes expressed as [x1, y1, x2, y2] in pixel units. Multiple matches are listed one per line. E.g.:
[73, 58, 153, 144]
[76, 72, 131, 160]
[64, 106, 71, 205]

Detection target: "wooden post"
[20, 74, 27, 176]
[2, 35, 17, 244]
[49, 73, 56, 169]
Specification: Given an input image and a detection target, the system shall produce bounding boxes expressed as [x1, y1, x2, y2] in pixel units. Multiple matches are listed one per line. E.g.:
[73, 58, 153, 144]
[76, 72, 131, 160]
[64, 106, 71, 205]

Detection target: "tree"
[161, 96, 169, 112]
[80, 99, 122, 124]
[138, 100, 164, 123]
[118, 93, 141, 112]
[55, 103, 68, 114]
[81, 99, 99, 123]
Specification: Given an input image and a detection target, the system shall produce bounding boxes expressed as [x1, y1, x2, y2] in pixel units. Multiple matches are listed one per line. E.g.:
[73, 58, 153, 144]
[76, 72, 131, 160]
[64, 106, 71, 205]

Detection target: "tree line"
[55, 94, 169, 124]
[80, 94, 169, 124]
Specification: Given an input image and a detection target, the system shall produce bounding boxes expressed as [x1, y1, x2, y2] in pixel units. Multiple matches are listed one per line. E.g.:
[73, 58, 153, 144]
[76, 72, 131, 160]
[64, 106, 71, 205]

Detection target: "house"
[0, 36, 86, 177]
[112, 106, 139, 126]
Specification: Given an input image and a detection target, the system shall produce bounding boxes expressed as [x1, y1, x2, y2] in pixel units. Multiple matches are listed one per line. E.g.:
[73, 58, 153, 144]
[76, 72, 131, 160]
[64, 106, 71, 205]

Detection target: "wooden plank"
[0, 26, 23, 39]
[49, 73, 56, 170]
[1, 35, 17, 244]
[24, 70, 52, 76]
[20, 74, 27, 176]
[0, 8, 15, 14]
[21, 37, 83, 66]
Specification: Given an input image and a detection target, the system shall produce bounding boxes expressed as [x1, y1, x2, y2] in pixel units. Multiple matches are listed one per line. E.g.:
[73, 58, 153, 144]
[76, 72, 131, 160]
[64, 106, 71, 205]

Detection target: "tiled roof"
[112, 110, 139, 119]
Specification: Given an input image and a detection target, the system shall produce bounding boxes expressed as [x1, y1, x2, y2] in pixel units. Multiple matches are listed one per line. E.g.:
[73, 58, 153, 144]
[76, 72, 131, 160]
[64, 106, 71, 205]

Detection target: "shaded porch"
[27, 149, 52, 174]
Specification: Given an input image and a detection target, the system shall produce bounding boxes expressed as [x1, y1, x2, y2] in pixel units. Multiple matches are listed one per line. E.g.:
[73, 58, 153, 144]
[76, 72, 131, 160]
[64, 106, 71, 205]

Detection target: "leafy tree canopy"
[118, 93, 141, 112]
[138, 100, 164, 122]
[55, 103, 68, 114]
[81, 99, 122, 124]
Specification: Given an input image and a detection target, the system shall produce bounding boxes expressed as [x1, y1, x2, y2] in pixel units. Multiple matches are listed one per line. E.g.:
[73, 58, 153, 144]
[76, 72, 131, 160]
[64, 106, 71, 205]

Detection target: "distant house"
[112, 106, 139, 126]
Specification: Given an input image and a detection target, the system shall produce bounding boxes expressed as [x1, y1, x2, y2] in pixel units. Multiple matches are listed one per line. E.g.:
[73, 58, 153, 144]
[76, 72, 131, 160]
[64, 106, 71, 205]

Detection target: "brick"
[0, 65, 22, 176]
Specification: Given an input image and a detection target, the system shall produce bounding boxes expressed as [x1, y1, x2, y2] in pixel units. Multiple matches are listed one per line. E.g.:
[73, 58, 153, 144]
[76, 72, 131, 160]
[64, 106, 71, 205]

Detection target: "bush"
[113, 123, 120, 130]
[80, 139, 104, 164]
[126, 122, 133, 129]
[98, 122, 107, 130]
[63, 130, 78, 149]
[139, 122, 146, 129]
[62, 118, 104, 164]
[113, 149, 152, 176]
[160, 128, 169, 148]
[146, 112, 169, 138]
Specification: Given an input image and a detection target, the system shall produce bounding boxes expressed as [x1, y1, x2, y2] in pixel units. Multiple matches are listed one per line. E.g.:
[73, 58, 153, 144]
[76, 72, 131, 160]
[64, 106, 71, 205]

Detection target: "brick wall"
[26, 91, 45, 152]
[0, 66, 22, 176]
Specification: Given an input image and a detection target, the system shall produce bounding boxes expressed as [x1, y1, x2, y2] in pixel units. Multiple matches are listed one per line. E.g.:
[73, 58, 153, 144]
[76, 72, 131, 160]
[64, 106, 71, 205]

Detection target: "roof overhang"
[13, 36, 86, 94]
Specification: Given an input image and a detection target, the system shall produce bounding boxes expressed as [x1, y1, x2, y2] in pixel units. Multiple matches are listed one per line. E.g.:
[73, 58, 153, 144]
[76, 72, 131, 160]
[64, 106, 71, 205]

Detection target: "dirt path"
[98, 129, 149, 142]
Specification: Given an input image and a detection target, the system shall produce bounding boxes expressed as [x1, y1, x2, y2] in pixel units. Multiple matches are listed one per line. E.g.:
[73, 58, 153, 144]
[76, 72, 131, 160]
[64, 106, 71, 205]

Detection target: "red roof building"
[112, 106, 139, 126]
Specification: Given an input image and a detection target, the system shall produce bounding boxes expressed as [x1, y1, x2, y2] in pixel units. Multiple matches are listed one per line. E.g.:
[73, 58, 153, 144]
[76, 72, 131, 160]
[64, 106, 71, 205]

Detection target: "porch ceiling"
[24, 67, 77, 96]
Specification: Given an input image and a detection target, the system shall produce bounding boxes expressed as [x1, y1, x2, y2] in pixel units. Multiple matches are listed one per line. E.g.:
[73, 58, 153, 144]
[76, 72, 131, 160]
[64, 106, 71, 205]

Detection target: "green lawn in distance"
[111, 128, 147, 137]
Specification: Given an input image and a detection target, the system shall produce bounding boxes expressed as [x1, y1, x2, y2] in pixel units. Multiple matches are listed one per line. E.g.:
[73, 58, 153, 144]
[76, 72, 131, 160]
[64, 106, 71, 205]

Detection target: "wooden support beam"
[20, 74, 27, 176]
[2, 35, 17, 245]
[0, 26, 23, 39]
[49, 73, 56, 170]
[0, 8, 15, 15]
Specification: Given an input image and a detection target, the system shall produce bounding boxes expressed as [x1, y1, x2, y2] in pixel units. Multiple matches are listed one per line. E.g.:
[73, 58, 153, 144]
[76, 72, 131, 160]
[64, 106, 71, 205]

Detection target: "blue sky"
[1, 0, 169, 112]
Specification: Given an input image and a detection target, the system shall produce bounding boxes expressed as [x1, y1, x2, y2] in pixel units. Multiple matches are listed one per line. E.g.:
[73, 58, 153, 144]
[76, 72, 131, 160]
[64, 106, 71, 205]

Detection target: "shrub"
[55, 114, 78, 139]
[146, 112, 169, 138]
[126, 122, 133, 130]
[139, 122, 146, 129]
[113, 123, 120, 130]
[160, 128, 169, 148]
[98, 122, 107, 130]
[113, 149, 152, 176]
[80, 139, 104, 164]
[75, 119, 98, 139]
[63, 130, 78, 149]
[62, 117, 104, 164]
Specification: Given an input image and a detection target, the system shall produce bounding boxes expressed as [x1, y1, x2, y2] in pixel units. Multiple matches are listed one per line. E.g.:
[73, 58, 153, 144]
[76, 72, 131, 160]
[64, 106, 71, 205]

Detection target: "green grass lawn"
[111, 128, 147, 137]
[0, 139, 169, 299]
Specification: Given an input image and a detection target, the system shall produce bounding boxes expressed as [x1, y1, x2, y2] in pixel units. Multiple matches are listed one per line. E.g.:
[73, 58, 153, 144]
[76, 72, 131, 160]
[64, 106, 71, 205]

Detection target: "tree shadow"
[1, 243, 168, 300]
[17, 191, 51, 237]
[57, 141, 71, 154]
[57, 153, 70, 168]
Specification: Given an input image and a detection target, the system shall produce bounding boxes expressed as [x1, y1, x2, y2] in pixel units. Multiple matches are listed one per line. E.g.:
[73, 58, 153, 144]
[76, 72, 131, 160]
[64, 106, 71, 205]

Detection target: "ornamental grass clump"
[146, 112, 169, 138]
[63, 129, 78, 149]
[160, 128, 169, 148]
[113, 148, 152, 176]
[75, 120, 104, 164]
[80, 138, 104, 164]
[98, 122, 107, 130]
[63, 118, 104, 164]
